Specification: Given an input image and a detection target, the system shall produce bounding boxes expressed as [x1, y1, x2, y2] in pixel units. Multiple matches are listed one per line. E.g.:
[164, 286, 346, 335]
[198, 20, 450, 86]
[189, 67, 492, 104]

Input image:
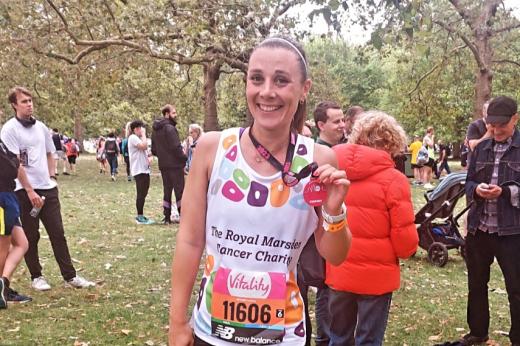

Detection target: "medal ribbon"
[248, 127, 297, 185]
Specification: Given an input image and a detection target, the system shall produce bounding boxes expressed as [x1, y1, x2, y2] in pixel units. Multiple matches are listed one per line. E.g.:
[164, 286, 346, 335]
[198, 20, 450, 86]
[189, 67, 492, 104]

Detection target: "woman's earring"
[299, 99, 305, 105]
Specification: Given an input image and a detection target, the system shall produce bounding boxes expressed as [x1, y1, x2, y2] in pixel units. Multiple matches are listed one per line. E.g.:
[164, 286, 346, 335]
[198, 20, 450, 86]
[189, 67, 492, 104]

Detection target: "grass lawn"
[1, 157, 510, 345]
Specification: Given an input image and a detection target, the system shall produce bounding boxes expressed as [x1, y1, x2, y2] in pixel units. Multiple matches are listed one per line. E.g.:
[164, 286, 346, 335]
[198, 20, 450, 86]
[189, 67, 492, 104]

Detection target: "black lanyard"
[248, 126, 296, 179]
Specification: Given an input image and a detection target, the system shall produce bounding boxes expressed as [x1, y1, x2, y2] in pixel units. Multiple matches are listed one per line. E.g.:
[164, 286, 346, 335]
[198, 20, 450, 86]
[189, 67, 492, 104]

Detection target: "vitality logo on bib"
[228, 270, 271, 298]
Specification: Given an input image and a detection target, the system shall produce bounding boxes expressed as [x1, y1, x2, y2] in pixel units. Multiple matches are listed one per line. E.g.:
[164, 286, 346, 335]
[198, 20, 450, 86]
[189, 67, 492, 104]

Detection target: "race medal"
[211, 268, 286, 344]
[303, 179, 327, 206]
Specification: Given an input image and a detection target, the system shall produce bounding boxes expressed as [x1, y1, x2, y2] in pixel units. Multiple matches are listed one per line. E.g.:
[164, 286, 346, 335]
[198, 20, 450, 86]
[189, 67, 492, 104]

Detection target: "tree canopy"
[0, 0, 519, 144]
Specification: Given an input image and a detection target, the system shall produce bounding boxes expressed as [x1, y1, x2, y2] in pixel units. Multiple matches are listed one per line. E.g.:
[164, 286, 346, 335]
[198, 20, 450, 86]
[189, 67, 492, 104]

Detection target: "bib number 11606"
[222, 301, 271, 324]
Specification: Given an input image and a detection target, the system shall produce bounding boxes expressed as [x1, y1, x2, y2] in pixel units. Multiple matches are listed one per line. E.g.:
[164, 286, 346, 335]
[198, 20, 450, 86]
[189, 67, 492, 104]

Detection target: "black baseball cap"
[487, 96, 518, 124]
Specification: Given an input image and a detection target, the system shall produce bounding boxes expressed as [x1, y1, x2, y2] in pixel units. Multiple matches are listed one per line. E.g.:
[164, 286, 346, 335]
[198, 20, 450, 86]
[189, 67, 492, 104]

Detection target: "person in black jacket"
[151, 104, 187, 224]
[462, 96, 520, 346]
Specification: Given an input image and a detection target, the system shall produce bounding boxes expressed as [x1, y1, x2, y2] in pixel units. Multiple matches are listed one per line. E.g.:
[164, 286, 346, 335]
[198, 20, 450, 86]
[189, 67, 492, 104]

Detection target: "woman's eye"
[275, 77, 289, 85]
[249, 74, 263, 83]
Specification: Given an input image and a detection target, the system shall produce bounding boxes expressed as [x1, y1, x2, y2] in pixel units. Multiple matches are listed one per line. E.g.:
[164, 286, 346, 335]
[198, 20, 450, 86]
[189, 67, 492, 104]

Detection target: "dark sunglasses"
[282, 162, 318, 187]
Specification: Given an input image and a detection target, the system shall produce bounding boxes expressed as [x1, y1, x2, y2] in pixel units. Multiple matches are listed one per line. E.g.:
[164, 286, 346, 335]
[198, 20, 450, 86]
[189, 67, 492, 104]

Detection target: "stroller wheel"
[428, 242, 449, 267]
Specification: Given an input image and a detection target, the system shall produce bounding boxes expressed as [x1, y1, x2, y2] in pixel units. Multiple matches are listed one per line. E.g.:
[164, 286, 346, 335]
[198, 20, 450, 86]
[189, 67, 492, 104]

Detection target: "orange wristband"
[322, 219, 347, 233]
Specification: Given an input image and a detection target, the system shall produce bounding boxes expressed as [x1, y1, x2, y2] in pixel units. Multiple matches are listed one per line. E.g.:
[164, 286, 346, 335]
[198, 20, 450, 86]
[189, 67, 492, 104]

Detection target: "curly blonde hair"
[348, 110, 408, 156]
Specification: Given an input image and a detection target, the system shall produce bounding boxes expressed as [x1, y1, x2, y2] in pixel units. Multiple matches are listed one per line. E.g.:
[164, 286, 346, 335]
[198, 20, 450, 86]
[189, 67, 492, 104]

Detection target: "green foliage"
[306, 38, 387, 112]
[1, 0, 519, 142]
[217, 73, 248, 130]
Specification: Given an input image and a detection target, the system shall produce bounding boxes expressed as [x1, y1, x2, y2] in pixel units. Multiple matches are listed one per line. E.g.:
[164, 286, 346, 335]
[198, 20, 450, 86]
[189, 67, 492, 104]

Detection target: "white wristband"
[321, 203, 347, 224]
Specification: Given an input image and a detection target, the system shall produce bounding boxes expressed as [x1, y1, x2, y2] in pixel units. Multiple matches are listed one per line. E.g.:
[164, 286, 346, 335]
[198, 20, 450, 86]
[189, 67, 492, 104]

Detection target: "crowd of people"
[0, 35, 519, 346]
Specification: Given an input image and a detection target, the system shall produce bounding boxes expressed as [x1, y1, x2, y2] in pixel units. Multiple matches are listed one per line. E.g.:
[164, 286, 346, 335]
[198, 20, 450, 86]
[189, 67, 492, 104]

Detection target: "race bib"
[211, 268, 286, 344]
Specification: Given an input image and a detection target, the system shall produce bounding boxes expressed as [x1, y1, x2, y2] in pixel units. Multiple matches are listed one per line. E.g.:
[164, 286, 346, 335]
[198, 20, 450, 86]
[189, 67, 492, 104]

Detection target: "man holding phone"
[462, 96, 520, 345]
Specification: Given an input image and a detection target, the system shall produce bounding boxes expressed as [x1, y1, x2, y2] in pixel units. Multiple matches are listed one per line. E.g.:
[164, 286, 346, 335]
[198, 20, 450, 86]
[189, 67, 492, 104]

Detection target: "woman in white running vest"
[169, 37, 352, 346]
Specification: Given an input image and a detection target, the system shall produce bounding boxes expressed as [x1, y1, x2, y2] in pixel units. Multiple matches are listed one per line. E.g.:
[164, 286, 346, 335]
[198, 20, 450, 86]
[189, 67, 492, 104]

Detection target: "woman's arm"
[312, 144, 352, 266]
[169, 132, 220, 346]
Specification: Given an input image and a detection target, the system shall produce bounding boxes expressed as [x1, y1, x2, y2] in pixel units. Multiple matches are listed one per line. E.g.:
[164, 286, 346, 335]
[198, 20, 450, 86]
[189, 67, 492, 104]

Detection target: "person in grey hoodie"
[151, 104, 187, 224]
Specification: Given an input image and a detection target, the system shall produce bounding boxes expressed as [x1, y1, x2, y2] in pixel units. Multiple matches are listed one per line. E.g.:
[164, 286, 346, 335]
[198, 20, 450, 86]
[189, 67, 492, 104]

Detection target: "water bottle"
[29, 196, 45, 218]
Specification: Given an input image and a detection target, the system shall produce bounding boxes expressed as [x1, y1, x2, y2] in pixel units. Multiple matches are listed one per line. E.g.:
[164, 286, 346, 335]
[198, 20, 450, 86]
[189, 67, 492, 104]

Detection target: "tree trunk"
[451, 140, 462, 159]
[471, 3, 496, 120]
[73, 109, 84, 149]
[473, 67, 493, 120]
[202, 61, 222, 131]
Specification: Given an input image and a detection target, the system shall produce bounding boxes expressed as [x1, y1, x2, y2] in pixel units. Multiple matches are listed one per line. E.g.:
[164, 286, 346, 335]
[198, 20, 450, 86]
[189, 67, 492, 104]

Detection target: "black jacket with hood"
[151, 117, 187, 170]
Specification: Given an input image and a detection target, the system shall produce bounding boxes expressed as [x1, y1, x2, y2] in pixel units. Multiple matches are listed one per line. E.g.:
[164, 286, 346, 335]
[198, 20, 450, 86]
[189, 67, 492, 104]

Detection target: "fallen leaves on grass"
[492, 330, 509, 336]
[428, 334, 441, 341]
[73, 341, 90, 346]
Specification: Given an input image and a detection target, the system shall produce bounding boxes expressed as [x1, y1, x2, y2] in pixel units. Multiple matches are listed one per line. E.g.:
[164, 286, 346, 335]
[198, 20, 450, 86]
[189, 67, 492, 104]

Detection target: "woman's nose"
[259, 81, 275, 98]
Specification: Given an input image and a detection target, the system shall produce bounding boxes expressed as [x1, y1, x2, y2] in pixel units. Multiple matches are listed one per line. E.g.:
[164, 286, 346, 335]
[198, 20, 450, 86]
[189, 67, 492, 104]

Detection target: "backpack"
[121, 138, 129, 157]
[298, 234, 326, 288]
[416, 146, 429, 165]
[105, 140, 117, 154]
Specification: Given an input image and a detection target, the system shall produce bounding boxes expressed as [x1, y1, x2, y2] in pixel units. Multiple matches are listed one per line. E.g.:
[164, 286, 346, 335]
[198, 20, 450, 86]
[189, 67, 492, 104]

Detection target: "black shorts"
[194, 334, 214, 345]
[68, 156, 77, 164]
[411, 164, 423, 169]
[0, 192, 21, 236]
[425, 158, 436, 168]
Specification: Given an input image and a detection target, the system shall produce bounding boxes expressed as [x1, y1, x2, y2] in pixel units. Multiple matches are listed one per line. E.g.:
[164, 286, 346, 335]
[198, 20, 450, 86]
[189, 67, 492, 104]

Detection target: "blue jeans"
[328, 289, 392, 346]
[107, 155, 118, 175]
[436, 160, 451, 178]
[315, 287, 331, 345]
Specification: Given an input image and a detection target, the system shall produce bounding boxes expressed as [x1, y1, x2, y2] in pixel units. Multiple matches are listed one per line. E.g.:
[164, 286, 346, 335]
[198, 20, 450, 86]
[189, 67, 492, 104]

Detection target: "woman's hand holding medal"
[303, 163, 349, 213]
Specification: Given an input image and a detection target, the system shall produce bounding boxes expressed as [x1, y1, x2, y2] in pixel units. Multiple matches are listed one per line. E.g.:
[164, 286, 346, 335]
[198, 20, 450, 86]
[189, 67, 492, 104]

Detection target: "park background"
[1, 1, 520, 345]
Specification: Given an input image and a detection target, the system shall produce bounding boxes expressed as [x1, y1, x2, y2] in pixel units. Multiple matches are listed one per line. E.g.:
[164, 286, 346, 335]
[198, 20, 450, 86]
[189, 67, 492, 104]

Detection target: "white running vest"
[193, 128, 318, 345]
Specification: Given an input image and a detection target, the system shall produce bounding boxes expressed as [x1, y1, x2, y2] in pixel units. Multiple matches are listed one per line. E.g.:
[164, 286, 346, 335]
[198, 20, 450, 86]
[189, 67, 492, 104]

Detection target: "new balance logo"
[214, 325, 235, 340]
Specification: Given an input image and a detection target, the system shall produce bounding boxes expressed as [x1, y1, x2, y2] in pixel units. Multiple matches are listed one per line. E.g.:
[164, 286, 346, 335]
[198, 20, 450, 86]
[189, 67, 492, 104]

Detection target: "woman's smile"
[257, 103, 282, 112]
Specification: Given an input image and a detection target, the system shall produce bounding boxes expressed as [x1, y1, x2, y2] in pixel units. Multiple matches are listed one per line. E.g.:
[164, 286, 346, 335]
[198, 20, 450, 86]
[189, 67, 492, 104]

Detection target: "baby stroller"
[415, 172, 471, 267]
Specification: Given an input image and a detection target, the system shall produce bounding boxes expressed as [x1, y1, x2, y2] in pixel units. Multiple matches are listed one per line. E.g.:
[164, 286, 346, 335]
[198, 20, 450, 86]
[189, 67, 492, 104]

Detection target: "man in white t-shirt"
[128, 120, 154, 224]
[0, 86, 94, 292]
